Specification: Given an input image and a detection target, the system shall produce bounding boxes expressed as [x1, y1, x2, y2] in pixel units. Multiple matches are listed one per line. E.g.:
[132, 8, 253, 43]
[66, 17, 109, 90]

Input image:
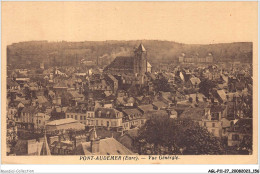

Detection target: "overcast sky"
[2, 2, 258, 45]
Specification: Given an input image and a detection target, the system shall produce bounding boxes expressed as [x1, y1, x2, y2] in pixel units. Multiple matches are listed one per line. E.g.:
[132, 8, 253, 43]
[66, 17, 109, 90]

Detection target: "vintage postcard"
[1, 1, 258, 165]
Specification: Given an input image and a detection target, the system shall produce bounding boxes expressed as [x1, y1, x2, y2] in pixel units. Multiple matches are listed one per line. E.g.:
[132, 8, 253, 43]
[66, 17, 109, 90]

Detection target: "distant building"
[65, 106, 95, 126]
[19, 106, 49, 130]
[227, 118, 252, 147]
[104, 44, 152, 74]
[199, 105, 227, 138]
[179, 53, 213, 63]
[14, 135, 51, 156]
[94, 107, 123, 129]
[122, 108, 146, 131]
[104, 74, 118, 93]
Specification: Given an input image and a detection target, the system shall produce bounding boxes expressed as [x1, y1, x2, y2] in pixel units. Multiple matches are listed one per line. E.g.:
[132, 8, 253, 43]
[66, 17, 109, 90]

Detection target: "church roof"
[104, 44, 147, 73]
[136, 44, 146, 52]
[104, 56, 134, 71]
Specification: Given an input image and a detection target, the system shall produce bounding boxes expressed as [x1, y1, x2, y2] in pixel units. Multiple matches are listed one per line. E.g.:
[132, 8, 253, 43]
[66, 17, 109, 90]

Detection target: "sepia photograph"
[1, 1, 258, 166]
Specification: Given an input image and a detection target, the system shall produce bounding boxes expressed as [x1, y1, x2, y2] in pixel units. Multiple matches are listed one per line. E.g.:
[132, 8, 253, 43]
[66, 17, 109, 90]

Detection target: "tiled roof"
[53, 81, 68, 88]
[122, 108, 142, 116]
[217, 90, 227, 102]
[138, 104, 154, 113]
[144, 110, 168, 118]
[46, 118, 78, 126]
[68, 91, 84, 99]
[95, 107, 122, 119]
[152, 101, 168, 108]
[37, 96, 48, 104]
[21, 106, 38, 114]
[7, 79, 19, 87]
[210, 105, 226, 113]
[74, 138, 135, 155]
[189, 77, 201, 86]
[105, 56, 134, 71]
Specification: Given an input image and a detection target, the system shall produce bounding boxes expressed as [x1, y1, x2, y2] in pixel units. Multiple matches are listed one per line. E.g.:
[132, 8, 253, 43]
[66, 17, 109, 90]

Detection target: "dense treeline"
[7, 40, 252, 69]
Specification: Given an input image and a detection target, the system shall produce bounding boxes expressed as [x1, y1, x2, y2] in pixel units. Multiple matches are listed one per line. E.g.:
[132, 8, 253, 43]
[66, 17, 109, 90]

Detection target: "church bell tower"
[134, 44, 147, 74]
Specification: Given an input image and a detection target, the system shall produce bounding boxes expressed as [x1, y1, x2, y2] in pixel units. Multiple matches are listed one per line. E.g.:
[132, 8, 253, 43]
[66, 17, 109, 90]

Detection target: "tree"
[153, 77, 171, 92]
[199, 79, 217, 98]
[238, 135, 252, 152]
[137, 117, 225, 155]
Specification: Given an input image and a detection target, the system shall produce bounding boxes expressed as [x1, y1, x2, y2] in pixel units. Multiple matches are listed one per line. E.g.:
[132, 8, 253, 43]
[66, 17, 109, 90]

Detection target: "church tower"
[134, 44, 147, 74]
[90, 127, 100, 154]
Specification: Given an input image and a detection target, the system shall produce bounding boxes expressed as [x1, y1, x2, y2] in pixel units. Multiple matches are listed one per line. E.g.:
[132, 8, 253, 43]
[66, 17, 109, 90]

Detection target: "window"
[67, 115, 70, 118]
[101, 120, 103, 126]
[204, 122, 206, 127]
[232, 134, 239, 141]
[91, 113, 94, 117]
[212, 113, 219, 120]
[84, 116, 86, 120]
[39, 120, 41, 124]
[88, 113, 90, 117]
[80, 116, 82, 120]
[71, 115, 73, 118]
[75, 115, 78, 120]
[212, 123, 215, 127]
[96, 120, 98, 126]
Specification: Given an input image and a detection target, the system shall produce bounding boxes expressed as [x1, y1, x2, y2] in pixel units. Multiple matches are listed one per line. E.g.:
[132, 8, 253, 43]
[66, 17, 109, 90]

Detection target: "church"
[104, 44, 152, 75]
